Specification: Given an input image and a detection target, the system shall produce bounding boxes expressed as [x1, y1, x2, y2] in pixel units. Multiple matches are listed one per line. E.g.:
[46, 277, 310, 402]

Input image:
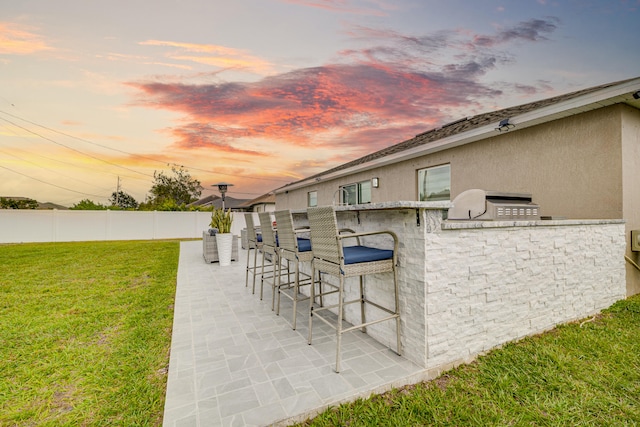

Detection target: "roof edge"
[276, 77, 640, 194]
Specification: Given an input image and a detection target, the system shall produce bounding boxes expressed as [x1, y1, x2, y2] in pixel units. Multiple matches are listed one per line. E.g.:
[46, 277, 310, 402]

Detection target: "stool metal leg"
[359, 276, 366, 333]
[308, 265, 316, 345]
[335, 275, 345, 373]
[245, 241, 253, 288]
[258, 248, 267, 300]
[251, 245, 259, 293]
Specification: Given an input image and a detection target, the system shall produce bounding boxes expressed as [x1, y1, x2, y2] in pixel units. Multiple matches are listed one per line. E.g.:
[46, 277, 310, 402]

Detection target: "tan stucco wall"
[446, 107, 623, 219]
[279, 106, 626, 217]
[621, 105, 640, 295]
[276, 104, 640, 294]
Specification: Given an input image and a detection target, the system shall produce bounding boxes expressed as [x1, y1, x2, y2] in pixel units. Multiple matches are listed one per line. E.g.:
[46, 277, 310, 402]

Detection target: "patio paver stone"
[163, 240, 428, 427]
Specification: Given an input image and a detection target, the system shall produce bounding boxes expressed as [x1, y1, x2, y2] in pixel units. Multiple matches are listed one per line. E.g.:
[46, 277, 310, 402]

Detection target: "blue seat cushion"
[342, 245, 393, 264]
[297, 238, 312, 252]
[256, 234, 263, 242]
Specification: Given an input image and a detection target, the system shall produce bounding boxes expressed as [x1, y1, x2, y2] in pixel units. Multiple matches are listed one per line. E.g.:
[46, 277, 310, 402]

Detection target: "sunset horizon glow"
[1, 0, 639, 206]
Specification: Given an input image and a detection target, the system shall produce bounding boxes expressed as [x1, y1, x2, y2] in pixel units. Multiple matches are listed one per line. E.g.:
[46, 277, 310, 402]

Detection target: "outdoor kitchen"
[289, 194, 626, 372]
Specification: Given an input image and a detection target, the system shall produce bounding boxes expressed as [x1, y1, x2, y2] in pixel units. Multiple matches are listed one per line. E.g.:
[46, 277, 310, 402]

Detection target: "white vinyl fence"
[0, 210, 249, 243]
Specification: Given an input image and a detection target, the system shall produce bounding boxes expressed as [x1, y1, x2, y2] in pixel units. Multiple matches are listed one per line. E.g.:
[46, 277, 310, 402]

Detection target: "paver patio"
[163, 240, 429, 426]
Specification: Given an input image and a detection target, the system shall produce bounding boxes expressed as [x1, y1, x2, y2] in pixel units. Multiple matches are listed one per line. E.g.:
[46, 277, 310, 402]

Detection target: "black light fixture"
[495, 118, 516, 132]
[212, 182, 234, 210]
[633, 91, 640, 100]
[371, 177, 379, 188]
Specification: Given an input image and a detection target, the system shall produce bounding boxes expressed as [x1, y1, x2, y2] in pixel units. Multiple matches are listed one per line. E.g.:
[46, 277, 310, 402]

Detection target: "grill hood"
[448, 189, 540, 220]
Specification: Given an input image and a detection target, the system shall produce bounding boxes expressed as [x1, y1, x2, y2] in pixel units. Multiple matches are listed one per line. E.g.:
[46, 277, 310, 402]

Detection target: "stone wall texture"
[297, 206, 626, 371]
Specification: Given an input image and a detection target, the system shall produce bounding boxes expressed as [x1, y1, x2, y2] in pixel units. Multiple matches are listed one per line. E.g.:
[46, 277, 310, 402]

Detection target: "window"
[418, 164, 450, 201]
[308, 191, 317, 207]
[340, 180, 371, 205]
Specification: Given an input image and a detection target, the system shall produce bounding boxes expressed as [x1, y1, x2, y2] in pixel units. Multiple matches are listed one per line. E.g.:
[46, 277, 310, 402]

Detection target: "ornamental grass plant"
[0, 240, 178, 426]
[210, 207, 233, 233]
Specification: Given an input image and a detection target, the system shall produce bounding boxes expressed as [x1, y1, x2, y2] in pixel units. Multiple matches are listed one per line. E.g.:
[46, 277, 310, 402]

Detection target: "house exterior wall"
[447, 107, 624, 219]
[277, 104, 640, 294]
[621, 105, 640, 295]
[278, 106, 626, 220]
[250, 203, 276, 213]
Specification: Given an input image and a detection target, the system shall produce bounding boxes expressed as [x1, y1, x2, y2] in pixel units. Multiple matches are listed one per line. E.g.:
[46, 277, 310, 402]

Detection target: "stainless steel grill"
[448, 189, 540, 220]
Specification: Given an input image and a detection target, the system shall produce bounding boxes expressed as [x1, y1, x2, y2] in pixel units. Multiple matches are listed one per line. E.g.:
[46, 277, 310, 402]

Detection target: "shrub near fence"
[0, 210, 247, 243]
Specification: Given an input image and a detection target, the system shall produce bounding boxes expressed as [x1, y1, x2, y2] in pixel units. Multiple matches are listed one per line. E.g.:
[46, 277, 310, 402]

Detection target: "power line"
[0, 115, 155, 178]
[0, 148, 116, 192]
[0, 123, 150, 182]
[0, 164, 109, 199]
[0, 109, 293, 183]
[0, 109, 170, 166]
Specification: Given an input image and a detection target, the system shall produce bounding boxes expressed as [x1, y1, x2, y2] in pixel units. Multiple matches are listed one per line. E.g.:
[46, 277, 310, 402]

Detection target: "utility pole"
[116, 176, 121, 206]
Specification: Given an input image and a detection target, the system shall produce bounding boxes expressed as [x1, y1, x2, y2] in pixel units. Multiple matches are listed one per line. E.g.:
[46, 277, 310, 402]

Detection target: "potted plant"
[210, 207, 234, 266]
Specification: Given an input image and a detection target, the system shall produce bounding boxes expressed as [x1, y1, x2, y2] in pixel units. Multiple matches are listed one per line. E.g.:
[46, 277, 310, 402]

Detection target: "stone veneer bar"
[292, 201, 626, 373]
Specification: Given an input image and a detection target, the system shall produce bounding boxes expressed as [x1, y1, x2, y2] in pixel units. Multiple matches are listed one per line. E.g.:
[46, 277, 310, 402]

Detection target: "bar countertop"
[291, 201, 451, 214]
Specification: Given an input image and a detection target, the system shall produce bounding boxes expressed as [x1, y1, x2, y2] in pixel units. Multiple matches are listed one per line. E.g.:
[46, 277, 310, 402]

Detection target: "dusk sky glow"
[1, 0, 639, 206]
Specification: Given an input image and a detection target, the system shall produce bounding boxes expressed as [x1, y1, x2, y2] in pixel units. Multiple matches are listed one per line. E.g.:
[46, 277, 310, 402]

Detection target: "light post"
[213, 182, 234, 210]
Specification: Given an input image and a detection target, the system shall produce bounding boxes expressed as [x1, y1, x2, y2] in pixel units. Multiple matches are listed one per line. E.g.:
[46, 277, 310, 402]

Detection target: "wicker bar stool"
[307, 206, 401, 373]
[244, 213, 263, 291]
[257, 212, 288, 310]
[273, 210, 321, 330]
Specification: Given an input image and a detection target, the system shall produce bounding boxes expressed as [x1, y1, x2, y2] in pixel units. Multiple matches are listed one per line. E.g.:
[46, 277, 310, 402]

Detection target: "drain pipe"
[625, 255, 640, 272]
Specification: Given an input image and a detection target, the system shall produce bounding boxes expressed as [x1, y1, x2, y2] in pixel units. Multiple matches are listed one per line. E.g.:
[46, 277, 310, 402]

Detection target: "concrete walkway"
[162, 240, 428, 426]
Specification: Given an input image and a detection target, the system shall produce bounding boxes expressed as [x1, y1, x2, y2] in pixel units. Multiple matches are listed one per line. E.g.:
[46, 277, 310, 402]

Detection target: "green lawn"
[3, 240, 640, 426]
[0, 240, 179, 426]
[296, 295, 640, 426]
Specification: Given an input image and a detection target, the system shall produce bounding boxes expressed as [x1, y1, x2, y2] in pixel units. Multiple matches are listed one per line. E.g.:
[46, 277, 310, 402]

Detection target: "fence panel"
[0, 210, 247, 243]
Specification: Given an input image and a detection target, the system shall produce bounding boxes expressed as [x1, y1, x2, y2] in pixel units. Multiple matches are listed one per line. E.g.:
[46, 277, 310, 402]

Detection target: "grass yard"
[3, 240, 640, 427]
[296, 295, 640, 426]
[0, 240, 179, 426]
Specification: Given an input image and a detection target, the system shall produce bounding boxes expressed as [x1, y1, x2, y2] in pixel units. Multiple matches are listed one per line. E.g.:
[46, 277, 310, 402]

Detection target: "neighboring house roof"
[189, 194, 220, 207]
[38, 202, 68, 210]
[239, 193, 276, 209]
[189, 194, 251, 210]
[277, 76, 640, 193]
[0, 196, 68, 210]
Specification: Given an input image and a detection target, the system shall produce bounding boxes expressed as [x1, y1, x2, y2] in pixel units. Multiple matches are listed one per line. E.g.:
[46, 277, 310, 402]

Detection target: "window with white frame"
[339, 180, 372, 205]
[308, 191, 318, 207]
[418, 164, 450, 201]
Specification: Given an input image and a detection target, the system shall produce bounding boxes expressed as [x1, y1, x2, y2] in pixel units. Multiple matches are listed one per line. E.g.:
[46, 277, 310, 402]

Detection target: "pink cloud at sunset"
[128, 18, 557, 164]
[139, 40, 275, 74]
[1, 0, 638, 206]
[0, 22, 52, 55]
[280, 0, 394, 16]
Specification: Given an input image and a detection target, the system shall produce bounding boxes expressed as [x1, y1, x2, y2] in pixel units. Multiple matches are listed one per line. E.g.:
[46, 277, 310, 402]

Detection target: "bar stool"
[273, 210, 320, 330]
[244, 213, 262, 291]
[307, 206, 401, 373]
[257, 212, 287, 309]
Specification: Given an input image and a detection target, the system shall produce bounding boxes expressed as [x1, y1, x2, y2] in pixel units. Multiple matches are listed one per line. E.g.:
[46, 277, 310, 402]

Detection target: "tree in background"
[70, 199, 107, 210]
[109, 191, 139, 210]
[140, 166, 203, 211]
[0, 197, 38, 209]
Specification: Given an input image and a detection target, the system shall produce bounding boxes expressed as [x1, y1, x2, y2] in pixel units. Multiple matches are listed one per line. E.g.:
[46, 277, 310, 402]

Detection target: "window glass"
[343, 184, 357, 205]
[308, 191, 317, 207]
[339, 180, 372, 205]
[358, 181, 371, 204]
[418, 164, 451, 201]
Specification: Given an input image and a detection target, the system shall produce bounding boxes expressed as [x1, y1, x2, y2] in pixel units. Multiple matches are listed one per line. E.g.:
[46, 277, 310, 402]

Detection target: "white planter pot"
[216, 233, 233, 266]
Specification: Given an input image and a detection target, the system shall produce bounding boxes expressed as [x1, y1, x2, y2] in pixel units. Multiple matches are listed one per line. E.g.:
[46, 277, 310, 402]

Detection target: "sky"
[1, 0, 639, 207]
